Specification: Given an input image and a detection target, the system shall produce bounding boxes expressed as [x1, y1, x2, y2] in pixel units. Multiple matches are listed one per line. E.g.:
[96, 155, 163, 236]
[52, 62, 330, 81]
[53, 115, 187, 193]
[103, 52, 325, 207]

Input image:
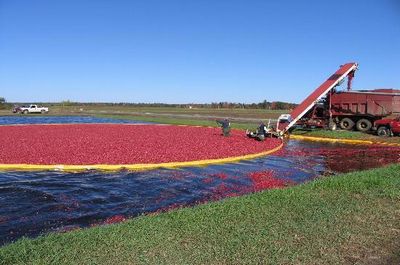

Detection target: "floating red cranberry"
[0, 124, 282, 165]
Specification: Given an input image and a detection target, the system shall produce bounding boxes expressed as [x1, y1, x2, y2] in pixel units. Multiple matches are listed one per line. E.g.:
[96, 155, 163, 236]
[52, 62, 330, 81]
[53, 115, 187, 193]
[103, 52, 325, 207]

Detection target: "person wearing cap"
[216, 119, 231, 136]
[246, 121, 268, 141]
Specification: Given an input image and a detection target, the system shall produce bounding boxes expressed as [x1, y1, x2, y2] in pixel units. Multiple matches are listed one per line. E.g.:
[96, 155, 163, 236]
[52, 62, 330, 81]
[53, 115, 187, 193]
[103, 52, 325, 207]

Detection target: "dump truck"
[299, 88, 400, 132]
[276, 63, 400, 134]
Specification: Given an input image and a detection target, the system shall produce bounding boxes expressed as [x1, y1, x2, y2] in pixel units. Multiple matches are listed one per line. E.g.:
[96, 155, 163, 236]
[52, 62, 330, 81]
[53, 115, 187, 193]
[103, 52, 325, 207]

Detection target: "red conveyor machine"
[278, 62, 358, 134]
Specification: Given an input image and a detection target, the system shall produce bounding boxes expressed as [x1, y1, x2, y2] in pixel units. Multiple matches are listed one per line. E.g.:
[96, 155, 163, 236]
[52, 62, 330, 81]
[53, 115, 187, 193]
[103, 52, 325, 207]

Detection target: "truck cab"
[374, 116, 400, 136]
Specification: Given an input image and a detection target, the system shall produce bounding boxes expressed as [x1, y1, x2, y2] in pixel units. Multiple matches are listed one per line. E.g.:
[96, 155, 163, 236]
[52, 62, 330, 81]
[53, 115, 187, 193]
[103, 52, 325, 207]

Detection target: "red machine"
[327, 89, 400, 131]
[277, 63, 400, 134]
[374, 116, 400, 136]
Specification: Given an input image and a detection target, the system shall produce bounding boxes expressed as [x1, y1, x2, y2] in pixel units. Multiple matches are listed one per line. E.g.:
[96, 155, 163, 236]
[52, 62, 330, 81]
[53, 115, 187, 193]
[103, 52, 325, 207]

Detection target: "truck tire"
[356, 119, 372, 132]
[339, 118, 354, 130]
[41, 109, 46, 114]
[377, 126, 390, 137]
[23, 110, 28, 114]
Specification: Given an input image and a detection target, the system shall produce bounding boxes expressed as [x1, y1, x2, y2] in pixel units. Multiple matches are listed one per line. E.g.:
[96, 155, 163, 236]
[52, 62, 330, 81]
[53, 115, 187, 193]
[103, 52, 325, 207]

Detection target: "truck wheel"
[41, 110, 46, 114]
[356, 119, 372, 132]
[339, 118, 354, 130]
[377, 126, 390, 137]
[23, 110, 28, 114]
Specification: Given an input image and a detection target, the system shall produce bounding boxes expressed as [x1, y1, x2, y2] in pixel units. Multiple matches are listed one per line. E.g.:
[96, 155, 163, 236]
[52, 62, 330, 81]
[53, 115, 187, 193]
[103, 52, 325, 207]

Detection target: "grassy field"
[0, 105, 285, 130]
[1, 164, 399, 264]
[96, 113, 255, 130]
[0, 105, 285, 120]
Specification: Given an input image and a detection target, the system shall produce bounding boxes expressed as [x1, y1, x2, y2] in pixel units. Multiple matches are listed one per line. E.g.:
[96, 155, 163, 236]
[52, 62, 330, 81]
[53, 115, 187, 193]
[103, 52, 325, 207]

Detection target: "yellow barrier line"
[290, 134, 400, 146]
[0, 142, 283, 172]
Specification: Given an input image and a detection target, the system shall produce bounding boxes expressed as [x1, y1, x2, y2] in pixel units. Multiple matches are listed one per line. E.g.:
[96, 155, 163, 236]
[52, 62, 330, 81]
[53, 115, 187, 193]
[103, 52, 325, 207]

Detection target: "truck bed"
[331, 89, 400, 117]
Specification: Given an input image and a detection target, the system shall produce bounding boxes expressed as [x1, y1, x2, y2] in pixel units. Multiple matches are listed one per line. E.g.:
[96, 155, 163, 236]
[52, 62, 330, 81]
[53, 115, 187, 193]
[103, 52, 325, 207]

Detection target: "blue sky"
[0, 0, 399, 103]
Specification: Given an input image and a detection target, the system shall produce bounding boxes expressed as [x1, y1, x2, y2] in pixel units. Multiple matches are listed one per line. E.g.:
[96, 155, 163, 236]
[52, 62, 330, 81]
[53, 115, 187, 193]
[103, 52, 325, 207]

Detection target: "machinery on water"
[275, 63, 400, 136]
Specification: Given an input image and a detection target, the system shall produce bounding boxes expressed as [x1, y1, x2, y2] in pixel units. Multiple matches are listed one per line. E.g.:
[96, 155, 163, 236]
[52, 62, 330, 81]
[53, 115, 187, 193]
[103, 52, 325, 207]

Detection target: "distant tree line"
[8, 99, 297, 110]
[49, 99, 297, 110]
[208, 100, 296, 110]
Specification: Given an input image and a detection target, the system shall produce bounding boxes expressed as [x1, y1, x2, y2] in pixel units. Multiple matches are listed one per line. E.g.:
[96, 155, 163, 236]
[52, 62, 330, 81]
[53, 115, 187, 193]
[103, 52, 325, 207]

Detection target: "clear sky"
[0, 0, 399, 103]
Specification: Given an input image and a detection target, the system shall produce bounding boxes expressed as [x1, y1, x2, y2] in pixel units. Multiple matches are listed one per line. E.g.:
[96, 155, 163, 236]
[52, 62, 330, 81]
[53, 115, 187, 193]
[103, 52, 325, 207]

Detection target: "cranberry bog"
[0, 116, 399, 245]
[0, 124, 282, 168]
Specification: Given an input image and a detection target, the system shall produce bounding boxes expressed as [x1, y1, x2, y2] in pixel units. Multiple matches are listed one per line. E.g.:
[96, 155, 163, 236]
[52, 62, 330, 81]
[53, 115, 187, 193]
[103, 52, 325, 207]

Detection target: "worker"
[216, 119, 231, 136]
[246, 122, 268, 141]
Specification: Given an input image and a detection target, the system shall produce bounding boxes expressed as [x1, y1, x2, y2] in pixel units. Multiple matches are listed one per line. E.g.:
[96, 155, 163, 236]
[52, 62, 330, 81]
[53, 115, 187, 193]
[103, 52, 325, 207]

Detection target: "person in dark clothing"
[216, 119, 231, 136]
[246, 122, 268, 141]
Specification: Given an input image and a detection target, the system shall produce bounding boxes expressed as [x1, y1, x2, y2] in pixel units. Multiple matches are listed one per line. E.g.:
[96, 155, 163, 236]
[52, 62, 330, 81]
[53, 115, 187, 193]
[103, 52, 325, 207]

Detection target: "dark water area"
[0, 141, 399, 246]
[0, 116, 399, 246]
[0, 115, 153, 125]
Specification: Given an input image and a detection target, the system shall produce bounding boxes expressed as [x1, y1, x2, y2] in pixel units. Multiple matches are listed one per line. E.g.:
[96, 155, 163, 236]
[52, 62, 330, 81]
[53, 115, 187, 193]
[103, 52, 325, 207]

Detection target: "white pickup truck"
[19, 104, 49, 114]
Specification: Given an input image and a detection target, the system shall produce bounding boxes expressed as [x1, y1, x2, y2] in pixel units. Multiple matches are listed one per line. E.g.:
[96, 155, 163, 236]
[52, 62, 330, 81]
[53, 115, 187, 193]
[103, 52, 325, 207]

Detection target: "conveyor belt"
[283, 63, 358, 132]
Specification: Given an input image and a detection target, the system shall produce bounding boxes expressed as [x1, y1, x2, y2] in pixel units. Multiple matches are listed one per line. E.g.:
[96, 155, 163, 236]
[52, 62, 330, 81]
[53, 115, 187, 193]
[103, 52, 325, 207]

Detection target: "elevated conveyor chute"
[278, 62, 358, 134]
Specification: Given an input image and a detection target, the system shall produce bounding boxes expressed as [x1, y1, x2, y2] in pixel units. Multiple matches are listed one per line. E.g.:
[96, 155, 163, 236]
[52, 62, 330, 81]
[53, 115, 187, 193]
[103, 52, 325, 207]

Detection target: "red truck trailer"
[300, 88, 400, 131]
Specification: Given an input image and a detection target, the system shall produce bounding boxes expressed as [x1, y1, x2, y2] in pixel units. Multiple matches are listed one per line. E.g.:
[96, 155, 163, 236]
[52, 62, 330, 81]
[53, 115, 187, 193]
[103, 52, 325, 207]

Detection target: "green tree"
[261, 99, 269, 109]
[0, 97, 6, 110]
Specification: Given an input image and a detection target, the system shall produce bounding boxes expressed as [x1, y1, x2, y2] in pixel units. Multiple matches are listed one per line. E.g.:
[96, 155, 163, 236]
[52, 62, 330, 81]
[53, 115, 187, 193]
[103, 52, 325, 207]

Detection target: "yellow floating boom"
[0, 142, 284, 172]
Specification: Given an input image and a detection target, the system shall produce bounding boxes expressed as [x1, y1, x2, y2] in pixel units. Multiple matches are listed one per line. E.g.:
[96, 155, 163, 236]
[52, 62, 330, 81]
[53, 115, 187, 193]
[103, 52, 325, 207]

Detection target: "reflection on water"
[0, 140, 399, 245]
